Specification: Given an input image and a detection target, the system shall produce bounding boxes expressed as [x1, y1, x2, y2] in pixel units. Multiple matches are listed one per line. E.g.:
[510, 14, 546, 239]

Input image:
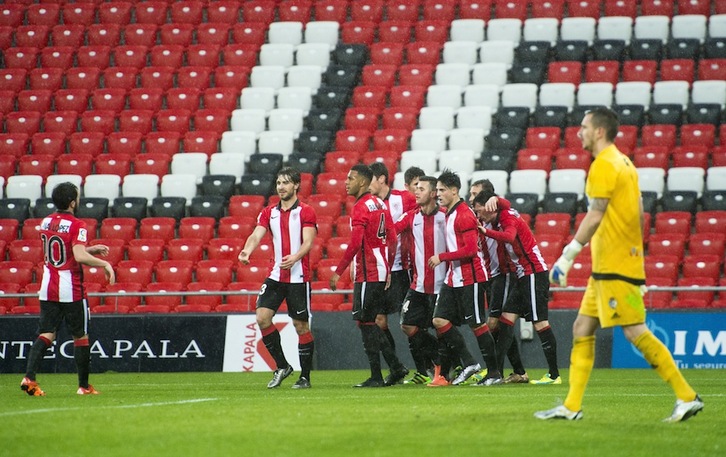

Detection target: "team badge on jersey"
[78, 228, 87, 242]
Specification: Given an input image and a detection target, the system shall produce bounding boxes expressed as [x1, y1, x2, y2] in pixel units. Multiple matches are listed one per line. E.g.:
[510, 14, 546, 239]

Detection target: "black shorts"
[39, 299, 89, 339]
[433, 283, 487, 327]
[487, 273, 517, 319]
[256, 278, 311, 321]
[400, 289, 436, 329]
[352, 282, 387, 323]
[381, 269, 411, 314]
[503, 271, 551, 322]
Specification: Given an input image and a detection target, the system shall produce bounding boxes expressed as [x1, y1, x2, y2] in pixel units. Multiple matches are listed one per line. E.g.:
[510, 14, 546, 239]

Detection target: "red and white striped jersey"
[383, 189, 417, 271]
[439, 200, 489, 287]
[38, 212, 88, 302]
[335, 192, 396, 283]
[484, 208, 548, 278]
[394, 206, 447, 294]
[257, 200, 317, 283]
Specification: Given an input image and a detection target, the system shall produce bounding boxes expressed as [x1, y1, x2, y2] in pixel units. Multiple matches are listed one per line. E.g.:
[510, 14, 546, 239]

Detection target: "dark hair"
[471, 179, 495, 194]
[587, 107, 619, 143]
[277, 166, 301, 185]
[52, 182, 79, 211]
[437, 168, 461, 192]
[351, 163, 373, 183]
[472, 189, 497, 207]
[369, 161, 389, 184]
[418, 175, 438, 191]
[404, 166, 426, 185]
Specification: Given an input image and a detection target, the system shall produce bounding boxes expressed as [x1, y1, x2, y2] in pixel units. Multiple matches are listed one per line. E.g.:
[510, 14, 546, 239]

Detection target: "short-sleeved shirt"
[384, 189, 417, 271]
[257, 199, 317, 283]
[39, 212, 88, 302]
[335, 192, 394, 283]
[486, 208, 548, 278]
[586, 144, 645, 283]
[395, 206, 447, 294]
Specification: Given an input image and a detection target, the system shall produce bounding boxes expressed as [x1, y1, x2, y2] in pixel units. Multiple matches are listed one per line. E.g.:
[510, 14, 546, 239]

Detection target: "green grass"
[1, 369, 723, 457]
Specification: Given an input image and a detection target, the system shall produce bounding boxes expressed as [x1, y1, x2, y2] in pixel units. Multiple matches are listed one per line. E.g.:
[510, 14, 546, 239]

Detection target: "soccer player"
[238, 167, 317, 389]
[535, 107, 703, 421]
[368, 162, 417, 370]
[329, 164, 409, 387]
[403, 166, 426, 195]
[21, 182, 115, 397]
[393, 176, 447, 385]
[427, 169, 502, 386]
[473, 190, 559, 385]
[470, 180, 529, 384]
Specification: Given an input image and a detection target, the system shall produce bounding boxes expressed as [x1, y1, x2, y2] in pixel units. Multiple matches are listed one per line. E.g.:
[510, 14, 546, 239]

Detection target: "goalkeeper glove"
[549, 239, 584, 287]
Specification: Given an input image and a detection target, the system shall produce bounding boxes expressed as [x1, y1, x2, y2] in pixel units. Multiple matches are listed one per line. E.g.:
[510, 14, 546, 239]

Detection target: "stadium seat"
[125, 238, 163, 264]
[155, 260, 194, 285]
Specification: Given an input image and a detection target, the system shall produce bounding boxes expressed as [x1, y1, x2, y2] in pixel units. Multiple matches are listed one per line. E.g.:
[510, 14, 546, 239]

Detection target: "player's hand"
[385, 273, 391, 290]
[427, 255, 441, 269]
[484, 196, 499, 212]
[549, 256, 574, 287]
[549, 239, 584, 287]
[104, 263, 115, 285]
[87, 244, 109, 256]
[238, 250, 251, 265]
[279, 254, 296, 269]
[329, 273, 340, 291]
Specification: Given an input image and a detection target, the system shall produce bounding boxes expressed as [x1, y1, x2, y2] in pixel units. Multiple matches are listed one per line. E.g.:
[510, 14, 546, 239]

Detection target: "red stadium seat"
[145, 132, 182, 157]
[0, 261, 35, 289]
[207, 1, 241, 24]
[127, 238, 165, 263]
[369, 42, 405, 66]
[517, 149, 553, 173]
[80, 110, 116, 136]
[159, 23, 195, 47]
[0, 219, 19, 244]
[698, 59, 726, 81]
[139, 217, 176, 242]
[622, 60, 658, 85]
[671, 146, 709, 170]
[155, 109, 191, 135]
[681, 255, 721, 281]
[4, 47, 39, 71]
[30, 133, 66, 158]
[185, 281, 225, 309]
[133, 153, 170, 179]
[149, 45, 185, 69]
[378, 21, 413, 43]
[117, 110, 154, 135]
[166, 88, 201, 113]
[315, 172, 349, 197]
[15, 25, 50, 48]
[307, 194, 344, 219]
[87, 24, 122, 47]
[166, 238, 205, 263]
[231, 23, 267, 48]
[104, 282, 143, 310]
[97, 2, 133, 24]
[155, 260, 194, 284]
[644, 256, 679, 285]
[8, 240, 43, 264]
[680, 124, 715, 149]
[203, 87, 240, 111]
[389, 85, 427, 109]
[534, 213, 572, 238]
[135, 2, 169, 25]
[654, 212, 691, 238]
[689, 232, 726, 258]
[196, 260, 235, 286]
[352, 86, 388, 110]
[314, 0, 348, 22]
[613, 125, 638, 154]
[405, 41, 442, 65]
[114, 45, 149, 69]
[21, 219, 44, 242]
[235, 260, 271, 283]
[223, 282, 259, 310]
[94, 153, 132, 177]
[0, 4, 25, 28]
[526, 127, 562, 151]
[221, 43, 258, 67]
[242, 1, 276, 24]
[676, 277, 715, 306]
[0, 133, 29, 159]
[193, 109, 230, 132]
[414, 20, 450, 43]
[207, 238, 244, 262]
[660, 59, 694, 85]
[632, 146, 670, 170]
[647, 233, 687, 261]
[566, 0, 600, 17]
[0, 282, 22, 310]
[140, 67, 176, 92]
[217, 216, 256, 239]
[178, 217, 215, 243]
[6, 112, 41, 136]
[124, 24, 159, 48]
[91, 88, 127, 113]
[677, 0, 710, 15]
[397, 64, 435, 87]
[341, 21, 377, 45]
[213, 66, 250, 90]
[18, 154, 55, 180]
[584, 61, 619, 86]
[278, 2, 312, 22]
[641, 0, 674, 16]
[548, 61, 582, 86]
[641, 124, 677, 150]
[344, 107, 380, 132]
[170, 1, 205, 24]
[143, 282, 183, 310]
[335, 129, 371, 153]
[228, 196, 265, 217]
[68, 132, 104, 158]
[532, 0, 565, 19]
[76, 46, 111, 70]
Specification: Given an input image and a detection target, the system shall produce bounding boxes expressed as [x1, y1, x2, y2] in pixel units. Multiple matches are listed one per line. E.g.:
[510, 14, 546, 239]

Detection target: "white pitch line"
[0, 398, 218, 418]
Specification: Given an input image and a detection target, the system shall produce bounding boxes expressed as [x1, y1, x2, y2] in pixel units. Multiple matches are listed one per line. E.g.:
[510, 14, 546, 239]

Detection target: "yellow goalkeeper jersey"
[585, 144, 646, 283]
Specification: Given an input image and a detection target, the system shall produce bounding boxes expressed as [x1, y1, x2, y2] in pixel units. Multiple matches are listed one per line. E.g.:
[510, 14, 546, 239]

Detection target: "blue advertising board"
[612, 312, 726, 369]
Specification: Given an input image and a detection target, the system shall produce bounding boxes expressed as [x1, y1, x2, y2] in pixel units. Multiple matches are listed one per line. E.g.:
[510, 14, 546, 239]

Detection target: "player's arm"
[330, 224, 364, 290]
[86, 244, 109, 256]
[480, 211, 517, 243]
[393, 211, 412, 234]
[482, 196, 511, 212]
[238, 226, 268, 265]
[280, 226, 316, 270]
[430, 228, 478, 267]
[385, 211, 397, 270]
[550, 197, 609, 286]
[73, 244, 115, 284]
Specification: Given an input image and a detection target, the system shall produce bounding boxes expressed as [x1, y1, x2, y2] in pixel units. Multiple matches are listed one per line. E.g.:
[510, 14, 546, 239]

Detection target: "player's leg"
[529, 272, 561, 384]
[354, 282, 386, 387]
[465, 283, 501, 385]
[288, 283, 314, 389]
[22, 301, 62, 396]
[65, 299, 99, 394]
[401, 291, 436, 384]
[256, 280, 292, 388]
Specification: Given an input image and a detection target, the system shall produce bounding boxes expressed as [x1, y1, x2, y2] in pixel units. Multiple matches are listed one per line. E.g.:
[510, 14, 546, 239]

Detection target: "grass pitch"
[1, 369, 723, 457]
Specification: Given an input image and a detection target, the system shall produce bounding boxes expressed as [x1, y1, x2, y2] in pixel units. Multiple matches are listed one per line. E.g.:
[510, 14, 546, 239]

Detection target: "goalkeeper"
[535, 107, 703, 422]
